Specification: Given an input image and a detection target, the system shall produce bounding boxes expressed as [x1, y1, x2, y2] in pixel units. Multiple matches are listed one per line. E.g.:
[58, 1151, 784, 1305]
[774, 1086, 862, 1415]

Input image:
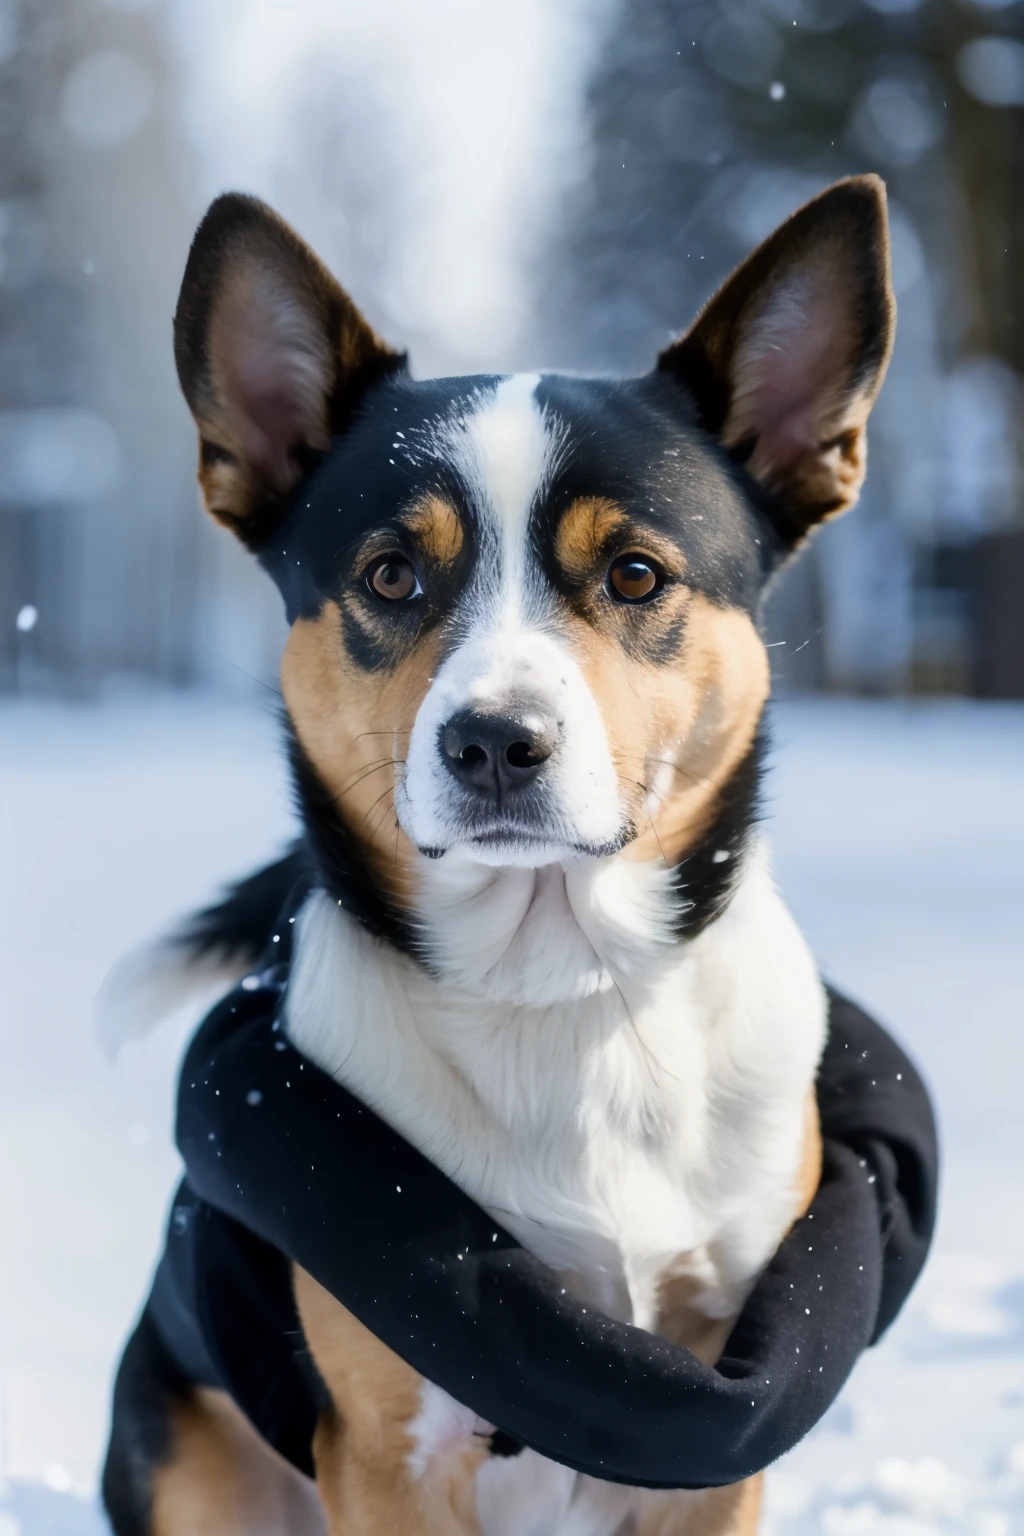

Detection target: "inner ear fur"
[658, 175, 895, 543]
[174, 193, 405, 547]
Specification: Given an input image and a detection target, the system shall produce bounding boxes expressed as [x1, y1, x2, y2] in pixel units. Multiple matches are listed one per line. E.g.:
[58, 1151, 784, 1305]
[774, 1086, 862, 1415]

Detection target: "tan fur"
[655, 1269, 737, 1366]
[554, 495, 629, 579]
[634, 1476, 763, 1536]
[151, 1386, 322, 1536]
[281, 601, 438, 903]
[547, 494, 769, 871]
[294, 1266, 489, 1535]
[554, 501, 687, 599]
[406, 491, 465, 567]
[563, 593, 770, 865]
[195, 448, 256, 540]
[795, 1085, 824, 1219]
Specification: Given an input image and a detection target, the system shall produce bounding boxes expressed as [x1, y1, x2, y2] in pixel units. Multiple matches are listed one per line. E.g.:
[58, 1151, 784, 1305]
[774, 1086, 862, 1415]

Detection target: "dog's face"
[265, 368, 778, 877]
[174, 181, 893, 916]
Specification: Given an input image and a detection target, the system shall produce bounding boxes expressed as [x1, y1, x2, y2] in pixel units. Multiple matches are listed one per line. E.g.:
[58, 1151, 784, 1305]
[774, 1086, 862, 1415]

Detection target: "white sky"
[162, 0, 613, 372]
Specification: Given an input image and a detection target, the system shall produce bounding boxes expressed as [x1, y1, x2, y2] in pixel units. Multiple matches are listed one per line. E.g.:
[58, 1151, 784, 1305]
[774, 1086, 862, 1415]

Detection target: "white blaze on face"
[397, 374, 623, 865]
[453, 370, 551, 614]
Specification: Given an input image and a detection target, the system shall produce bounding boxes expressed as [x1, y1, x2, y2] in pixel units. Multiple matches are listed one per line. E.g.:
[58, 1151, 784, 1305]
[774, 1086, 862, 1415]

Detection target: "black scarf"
[150, 921, 937, 1488]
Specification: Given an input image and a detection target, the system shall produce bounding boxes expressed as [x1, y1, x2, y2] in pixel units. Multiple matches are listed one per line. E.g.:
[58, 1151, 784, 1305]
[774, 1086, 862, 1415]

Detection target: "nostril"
[505, 740, 539, 769]
[441, 705, 558, 796]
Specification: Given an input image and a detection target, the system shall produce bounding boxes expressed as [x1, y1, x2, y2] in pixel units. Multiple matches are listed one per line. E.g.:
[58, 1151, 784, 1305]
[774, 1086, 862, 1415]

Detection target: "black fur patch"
[177, 843, 310, 966]
[258, 375, 492, 626]
[534, 372, 784, 618]
[286, 720, 419, 958]
[672, 727, 767, 939]
[102, 1309, 189, 1536]
[258, 369, 787, 635]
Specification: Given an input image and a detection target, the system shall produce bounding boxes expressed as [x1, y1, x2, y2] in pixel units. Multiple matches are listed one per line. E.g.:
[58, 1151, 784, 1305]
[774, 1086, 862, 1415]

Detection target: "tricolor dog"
[103, 176, 894, 1534]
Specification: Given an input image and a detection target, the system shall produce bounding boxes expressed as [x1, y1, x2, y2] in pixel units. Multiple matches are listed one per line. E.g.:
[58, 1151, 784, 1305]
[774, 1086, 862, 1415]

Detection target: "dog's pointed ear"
[174, 194, 405, 546]
[658, 175, 895, 544]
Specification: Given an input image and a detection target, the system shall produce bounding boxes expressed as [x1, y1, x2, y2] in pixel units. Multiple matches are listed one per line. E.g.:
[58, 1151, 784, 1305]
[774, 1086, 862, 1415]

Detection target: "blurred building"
[1, 0, 1021, 697]
[0, 0, 288, 696]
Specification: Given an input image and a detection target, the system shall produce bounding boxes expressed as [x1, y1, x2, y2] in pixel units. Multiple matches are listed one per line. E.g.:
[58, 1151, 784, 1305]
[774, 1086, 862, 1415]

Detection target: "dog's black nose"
[441, 706, 558, 798]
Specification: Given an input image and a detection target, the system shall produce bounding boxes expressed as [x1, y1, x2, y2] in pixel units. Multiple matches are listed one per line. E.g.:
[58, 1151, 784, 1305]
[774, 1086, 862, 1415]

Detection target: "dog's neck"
[284, 846, 705, 1177]
[410, 852, 680, 1008]
[284, 846, 695, 1135]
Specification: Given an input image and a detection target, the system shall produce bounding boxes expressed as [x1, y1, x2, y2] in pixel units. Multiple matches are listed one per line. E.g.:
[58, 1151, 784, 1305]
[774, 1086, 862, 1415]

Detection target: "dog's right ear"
[174, 194, 405, 547]
[658, 176, 894, 546]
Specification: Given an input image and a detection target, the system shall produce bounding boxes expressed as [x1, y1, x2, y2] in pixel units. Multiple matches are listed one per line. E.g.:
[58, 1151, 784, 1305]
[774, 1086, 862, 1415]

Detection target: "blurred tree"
[0, 2, 83, 688]
[0, 0, 207, 691]
[940, 5, 1022, 375]
[533, 0, 1022, 694]
[939, 4, 1024, 695]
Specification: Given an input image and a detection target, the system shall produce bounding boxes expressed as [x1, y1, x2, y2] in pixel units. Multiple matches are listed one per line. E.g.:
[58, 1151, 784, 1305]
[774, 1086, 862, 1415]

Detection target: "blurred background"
[1, 2, 1023, 1533]
[0, 0, 1021, 700]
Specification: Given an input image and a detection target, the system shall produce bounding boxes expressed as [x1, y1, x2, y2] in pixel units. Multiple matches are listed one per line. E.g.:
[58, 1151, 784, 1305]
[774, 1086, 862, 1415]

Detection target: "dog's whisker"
[212, 655, 284, 698]
[329, 760, 397, 807]
[352, 728, 415, 743]
[612, 748, 711, 794]
[329, 757, 409, 811]
[638, 782, 672, 867]
[361, 782, 399, 835]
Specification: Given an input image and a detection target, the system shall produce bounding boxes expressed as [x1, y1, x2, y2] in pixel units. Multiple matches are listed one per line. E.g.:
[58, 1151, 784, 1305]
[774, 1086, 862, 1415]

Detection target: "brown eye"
[367, 554, 422, 602]
[608, 555, 661, 603]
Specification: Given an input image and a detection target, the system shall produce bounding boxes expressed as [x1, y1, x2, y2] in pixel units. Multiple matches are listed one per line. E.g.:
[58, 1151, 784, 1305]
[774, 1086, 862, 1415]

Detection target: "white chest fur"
[284, 844, 826, 1530]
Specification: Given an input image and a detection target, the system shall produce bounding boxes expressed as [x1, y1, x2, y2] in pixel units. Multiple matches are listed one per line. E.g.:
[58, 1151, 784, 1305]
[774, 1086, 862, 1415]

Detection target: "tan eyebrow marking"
[554, 496, 628, 580]
[404, 492, 464, 566]
[554, 496, 689, 591]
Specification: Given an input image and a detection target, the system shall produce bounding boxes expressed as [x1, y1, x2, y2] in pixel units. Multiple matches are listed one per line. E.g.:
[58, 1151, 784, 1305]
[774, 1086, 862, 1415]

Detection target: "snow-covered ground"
[2, 695, 1022, 1534]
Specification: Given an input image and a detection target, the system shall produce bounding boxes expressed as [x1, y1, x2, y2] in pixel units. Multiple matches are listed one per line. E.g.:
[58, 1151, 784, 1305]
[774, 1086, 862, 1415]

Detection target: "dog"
[101, 174, 894, 1535]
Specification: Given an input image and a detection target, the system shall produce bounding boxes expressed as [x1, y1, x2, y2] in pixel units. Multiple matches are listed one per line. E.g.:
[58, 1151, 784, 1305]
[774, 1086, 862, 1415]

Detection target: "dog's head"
[174, 179, 893, 956]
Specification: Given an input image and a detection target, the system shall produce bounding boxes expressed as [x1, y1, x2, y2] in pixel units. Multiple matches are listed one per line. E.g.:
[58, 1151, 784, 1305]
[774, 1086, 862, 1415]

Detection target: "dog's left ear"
[174, 193, 405, 547]
[658, 175, 895, 543]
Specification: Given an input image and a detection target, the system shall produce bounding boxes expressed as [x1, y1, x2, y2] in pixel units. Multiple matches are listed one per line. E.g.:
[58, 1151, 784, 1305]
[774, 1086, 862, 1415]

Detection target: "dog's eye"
[607, 555, 662, 603]
[367, 554, 422, 602]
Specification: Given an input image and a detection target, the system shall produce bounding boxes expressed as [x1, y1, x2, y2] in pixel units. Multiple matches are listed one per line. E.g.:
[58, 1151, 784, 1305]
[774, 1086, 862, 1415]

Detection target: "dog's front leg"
[633, 1477, 763, 1536]
[294, 1266, 487, 1535]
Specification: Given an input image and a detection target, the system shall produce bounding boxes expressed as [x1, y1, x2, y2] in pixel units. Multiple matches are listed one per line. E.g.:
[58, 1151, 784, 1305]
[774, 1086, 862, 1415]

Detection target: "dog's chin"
[403, 818, 629, 870]
[454, 835, 586, 870]
[396, 789, 631, 870]
[416, 832, 630, 870]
